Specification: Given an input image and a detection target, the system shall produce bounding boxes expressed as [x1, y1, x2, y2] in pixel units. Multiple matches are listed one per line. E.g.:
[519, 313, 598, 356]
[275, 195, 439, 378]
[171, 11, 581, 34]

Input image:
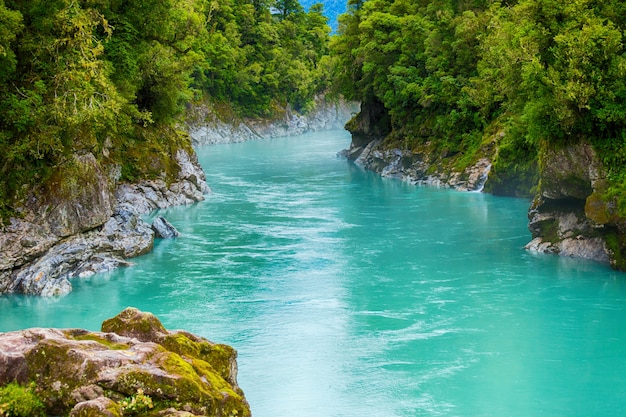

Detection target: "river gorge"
[2, 130, 626, 416]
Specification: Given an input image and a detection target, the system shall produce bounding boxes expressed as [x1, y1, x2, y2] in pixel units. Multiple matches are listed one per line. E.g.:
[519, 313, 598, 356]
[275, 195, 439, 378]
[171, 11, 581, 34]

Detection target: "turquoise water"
[2, 130, 626, 416]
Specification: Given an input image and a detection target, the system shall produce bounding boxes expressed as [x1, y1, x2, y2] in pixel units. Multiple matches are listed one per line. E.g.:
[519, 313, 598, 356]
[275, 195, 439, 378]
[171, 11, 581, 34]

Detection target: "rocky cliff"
[187, 96, 358, 145]
[525, 142, 626, 268]
[0, 148, 208, 297]
[0, 307, 251, 417]
[342, 101, 494, 192]
[343, 102, 625, 269]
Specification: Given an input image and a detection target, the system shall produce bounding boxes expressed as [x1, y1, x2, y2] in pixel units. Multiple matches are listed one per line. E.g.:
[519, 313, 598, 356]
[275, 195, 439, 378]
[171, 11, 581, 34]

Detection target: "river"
[2, 130, 626, 416]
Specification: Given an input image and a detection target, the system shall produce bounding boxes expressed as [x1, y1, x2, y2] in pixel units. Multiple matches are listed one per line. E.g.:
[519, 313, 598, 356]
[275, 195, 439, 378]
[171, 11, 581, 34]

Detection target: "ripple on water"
[3, 131, 626, 417]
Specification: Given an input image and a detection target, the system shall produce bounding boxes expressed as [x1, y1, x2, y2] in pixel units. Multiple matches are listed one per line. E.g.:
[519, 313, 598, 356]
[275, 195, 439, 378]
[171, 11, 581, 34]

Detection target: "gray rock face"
[40, 153, 116, 238]
[152, 216, 180, 238]
[0, 308, 250, 417]
[346, 141, 493, 192]
[526, 142, 611, 264]
[115, 149, 210, 214]
[0, 148, 208, 296]
[1, 208, 154, 296]
[188, 96, 358, 145]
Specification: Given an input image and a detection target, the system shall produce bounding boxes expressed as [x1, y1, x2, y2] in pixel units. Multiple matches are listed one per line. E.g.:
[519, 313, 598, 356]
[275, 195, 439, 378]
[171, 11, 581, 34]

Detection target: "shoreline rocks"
[342, 140, 493, 192]
[525, 141, 615, 266]
[0, 308, 251, 417]
[187, 96, 358, 146]
[0, 149, 208, 297]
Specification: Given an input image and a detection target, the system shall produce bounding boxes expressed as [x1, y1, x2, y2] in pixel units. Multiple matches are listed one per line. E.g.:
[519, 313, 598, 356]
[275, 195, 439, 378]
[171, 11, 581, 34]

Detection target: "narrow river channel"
[2, 130, 626, 416]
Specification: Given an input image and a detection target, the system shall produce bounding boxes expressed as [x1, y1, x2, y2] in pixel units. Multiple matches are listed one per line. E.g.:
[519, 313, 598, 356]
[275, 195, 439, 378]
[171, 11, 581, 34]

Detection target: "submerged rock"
[152, 216, 180, 238]
[0, 308, 251, 417]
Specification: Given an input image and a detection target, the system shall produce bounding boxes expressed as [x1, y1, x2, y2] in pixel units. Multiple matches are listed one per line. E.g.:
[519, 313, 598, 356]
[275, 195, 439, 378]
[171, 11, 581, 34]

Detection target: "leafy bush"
[0, 383, 45, 417]
[119, 388, 154, 416]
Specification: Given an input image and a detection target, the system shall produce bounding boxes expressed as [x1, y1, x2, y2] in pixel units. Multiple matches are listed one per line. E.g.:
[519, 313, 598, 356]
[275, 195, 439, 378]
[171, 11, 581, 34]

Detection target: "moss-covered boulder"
[0, 308, 250, 417]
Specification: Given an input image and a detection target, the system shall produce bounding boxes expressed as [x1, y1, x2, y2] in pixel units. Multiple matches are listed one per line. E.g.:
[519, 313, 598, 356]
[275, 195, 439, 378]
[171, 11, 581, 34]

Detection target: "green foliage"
[0, 382, 45, 417]
[119, 388, 154, 416]
[331, 0, 626, 198]
[196, 0, 331, 116]
[0, 0, 330, 220]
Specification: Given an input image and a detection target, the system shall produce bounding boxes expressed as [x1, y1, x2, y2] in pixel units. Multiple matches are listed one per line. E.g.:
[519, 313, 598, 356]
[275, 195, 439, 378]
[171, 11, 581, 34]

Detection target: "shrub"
[119, 389, 154, 415]
[0, 382, 45, 417]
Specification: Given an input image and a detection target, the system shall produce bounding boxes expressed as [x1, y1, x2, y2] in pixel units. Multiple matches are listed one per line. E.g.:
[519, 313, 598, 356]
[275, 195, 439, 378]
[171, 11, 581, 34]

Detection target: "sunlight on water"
[2, 130, 626, 416]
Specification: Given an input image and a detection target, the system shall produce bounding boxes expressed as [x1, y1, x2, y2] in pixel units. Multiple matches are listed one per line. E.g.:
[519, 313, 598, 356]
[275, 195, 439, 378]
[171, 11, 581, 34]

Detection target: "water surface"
[2, 130, 626, 416]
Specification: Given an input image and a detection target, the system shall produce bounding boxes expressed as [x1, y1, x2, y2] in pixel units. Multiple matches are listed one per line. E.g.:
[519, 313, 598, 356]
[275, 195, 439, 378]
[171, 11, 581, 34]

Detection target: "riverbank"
[0, 98, 356, 297]
[0, 149, 208, 296]
[341, 100, 617, 268]
[186, 96, 358, 146]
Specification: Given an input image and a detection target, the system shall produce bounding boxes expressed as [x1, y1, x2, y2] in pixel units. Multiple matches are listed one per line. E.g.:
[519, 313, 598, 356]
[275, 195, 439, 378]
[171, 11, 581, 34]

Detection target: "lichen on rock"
[0, 308, 251, 417]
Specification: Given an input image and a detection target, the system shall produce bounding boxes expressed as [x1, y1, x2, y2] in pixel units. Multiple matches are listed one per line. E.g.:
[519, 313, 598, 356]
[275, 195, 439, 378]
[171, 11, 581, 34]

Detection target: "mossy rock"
[0, 309, 251, 417]
[160, 333, 237, 387]
[101, 307, 167, 342]
[69, 397, 123, 417]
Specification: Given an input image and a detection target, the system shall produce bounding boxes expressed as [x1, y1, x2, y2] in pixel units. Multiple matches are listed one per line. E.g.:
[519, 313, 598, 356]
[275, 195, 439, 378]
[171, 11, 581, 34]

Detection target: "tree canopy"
[330, 0, 626, 199]
[0, 0, 331, 219]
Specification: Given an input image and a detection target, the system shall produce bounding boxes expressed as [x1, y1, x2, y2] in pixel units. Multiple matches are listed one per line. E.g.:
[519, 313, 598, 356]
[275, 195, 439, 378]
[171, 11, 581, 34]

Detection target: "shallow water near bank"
[2, 130, 626, 416]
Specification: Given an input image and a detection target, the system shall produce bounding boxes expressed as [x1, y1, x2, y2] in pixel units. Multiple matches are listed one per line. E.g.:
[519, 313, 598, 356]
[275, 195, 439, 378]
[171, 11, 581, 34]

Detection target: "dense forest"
[4, 0, 626, 254]
[331, 0, 626, 206]
[0, 0, 331, 220]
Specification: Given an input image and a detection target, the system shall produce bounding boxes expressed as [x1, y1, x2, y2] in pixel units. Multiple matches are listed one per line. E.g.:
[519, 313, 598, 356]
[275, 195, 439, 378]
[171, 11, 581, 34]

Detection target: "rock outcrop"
[345, 142, 493, 191]
[342, 99, 626, 267]
[342, 101, 493, 192]
[187, 96, 358, 146]
[525, 141, 621, 265]
[0, 308, 251, 417]
[0, 149, 209, 296]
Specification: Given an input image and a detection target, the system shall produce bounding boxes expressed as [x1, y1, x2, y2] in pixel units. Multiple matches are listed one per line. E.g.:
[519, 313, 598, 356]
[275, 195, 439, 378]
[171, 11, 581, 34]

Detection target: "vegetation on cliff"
[0, 0, 331, 221]
[330, 0, 626, 203]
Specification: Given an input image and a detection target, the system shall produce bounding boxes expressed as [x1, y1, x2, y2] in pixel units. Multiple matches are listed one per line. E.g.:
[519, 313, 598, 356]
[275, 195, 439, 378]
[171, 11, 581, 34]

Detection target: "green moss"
[23, 340, 81, 413]
[605, 230, 626, 271]
[585, 192, 612, 225]
[0, 383, 45, 417]
[538, 219, 560, 244]
[161, 333, 201, 358]
[101, 308, 166, 342]
[64, 331, 130, 351]
[161, 333, 237, 385]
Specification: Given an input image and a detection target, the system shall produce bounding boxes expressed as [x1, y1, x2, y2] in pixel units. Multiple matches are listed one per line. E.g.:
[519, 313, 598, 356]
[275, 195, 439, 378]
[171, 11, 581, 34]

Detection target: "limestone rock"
[69, 397, 122, 417]
[0, 308, 250, 417]
[152, 216, 180, 238]
[39, 153, 116, 238]
[187, 96, 358, 145]
[0, 147, 208, 296]
[346, 139, 493, 192]
[115, 149, 209, 215]
[526, 142, 612, 265]
[1, 210, 153, 296]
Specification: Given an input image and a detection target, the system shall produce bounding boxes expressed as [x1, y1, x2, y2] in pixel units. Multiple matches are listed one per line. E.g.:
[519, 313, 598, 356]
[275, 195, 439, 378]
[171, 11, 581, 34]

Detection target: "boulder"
[152, 216, 180, 238]
[0, 308, 250, 417]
